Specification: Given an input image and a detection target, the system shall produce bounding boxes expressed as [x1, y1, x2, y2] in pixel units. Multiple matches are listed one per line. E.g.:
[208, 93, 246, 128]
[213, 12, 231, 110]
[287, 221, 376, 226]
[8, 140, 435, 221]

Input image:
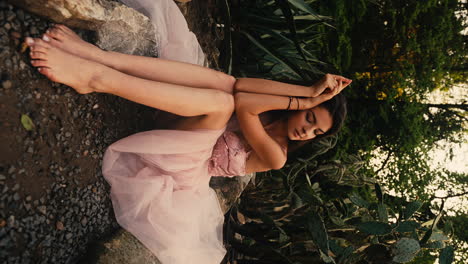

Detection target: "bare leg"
[41, 25, 235, 94]
[25, 37, 234, 130]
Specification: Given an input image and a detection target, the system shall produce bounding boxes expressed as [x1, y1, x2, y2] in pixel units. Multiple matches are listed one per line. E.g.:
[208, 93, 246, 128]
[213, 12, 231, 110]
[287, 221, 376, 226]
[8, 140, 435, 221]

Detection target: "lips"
[294, 129, 300, 138]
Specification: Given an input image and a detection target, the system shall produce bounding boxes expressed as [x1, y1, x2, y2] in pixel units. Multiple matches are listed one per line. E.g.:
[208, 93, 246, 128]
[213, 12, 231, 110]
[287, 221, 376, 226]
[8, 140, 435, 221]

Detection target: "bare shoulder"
[245, 136, 288, 174]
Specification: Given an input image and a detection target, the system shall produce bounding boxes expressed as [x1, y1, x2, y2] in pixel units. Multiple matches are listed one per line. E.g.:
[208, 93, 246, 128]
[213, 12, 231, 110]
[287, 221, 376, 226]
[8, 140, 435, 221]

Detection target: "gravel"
[0, 2, 161, 263]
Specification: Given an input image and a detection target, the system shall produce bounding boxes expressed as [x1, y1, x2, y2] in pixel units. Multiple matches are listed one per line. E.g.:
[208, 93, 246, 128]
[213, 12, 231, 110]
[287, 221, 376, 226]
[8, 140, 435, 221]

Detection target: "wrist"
[309, 84, 320, 97]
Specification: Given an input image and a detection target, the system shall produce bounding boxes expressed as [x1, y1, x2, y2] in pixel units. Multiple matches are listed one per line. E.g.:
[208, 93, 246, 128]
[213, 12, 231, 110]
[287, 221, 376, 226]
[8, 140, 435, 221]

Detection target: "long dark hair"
[267, 93, 347, 155]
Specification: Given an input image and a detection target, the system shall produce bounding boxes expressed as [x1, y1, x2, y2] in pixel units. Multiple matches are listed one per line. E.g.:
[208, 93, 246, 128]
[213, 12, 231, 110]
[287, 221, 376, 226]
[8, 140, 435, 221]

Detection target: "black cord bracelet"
[286, 96, 293, 110]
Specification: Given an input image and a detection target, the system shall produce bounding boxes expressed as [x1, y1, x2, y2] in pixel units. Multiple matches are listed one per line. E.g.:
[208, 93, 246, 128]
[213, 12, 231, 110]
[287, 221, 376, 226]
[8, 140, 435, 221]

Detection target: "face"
[287, 106, 333, 141]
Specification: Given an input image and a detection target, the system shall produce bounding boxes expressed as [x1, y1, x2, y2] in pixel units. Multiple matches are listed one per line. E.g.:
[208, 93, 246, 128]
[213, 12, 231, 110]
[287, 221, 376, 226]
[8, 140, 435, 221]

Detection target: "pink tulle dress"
[102, 119, 252, 264]
[102, 1, 270, 263]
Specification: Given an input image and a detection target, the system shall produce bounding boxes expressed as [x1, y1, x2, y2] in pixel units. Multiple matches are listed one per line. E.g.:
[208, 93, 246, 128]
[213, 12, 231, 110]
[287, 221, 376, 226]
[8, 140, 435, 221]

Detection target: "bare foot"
[25, 37, 102, 94]
[41, 24, 103, 63]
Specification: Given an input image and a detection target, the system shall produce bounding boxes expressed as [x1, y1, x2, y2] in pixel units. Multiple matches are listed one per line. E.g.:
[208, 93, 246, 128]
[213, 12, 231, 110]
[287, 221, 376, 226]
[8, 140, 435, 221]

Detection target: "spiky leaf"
[307, 211, 329, 254]
[349, 192, 370, 208]
[357, 221, 393, 235]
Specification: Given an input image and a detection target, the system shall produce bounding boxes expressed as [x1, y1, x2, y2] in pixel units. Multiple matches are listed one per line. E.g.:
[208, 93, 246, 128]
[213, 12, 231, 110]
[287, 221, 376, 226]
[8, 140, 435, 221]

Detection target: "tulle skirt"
[102, 127, 228, 264]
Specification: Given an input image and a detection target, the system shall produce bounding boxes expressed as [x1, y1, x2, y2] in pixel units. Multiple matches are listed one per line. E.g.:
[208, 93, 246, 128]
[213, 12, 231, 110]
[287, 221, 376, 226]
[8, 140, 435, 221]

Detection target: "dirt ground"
[0, 0, 225, 262]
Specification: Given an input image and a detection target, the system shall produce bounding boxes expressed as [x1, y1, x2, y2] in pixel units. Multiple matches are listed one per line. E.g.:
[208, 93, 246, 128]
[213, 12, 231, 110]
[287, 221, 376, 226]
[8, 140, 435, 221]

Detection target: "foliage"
[231, 0, 332, 81]
[224, 0, 467, 262]
[228, 143, 458, 263]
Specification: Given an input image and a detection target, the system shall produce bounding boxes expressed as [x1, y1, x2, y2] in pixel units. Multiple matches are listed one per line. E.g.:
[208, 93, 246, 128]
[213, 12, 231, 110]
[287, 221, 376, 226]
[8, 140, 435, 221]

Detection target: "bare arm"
[234, 74, 352, 98]
[234, 78, 315, 97]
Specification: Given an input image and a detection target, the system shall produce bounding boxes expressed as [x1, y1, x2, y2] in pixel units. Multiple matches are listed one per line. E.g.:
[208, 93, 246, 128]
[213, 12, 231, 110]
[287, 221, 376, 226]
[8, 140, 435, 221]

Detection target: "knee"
[214, 72, 236, 94]
[214, 91, 235, 115]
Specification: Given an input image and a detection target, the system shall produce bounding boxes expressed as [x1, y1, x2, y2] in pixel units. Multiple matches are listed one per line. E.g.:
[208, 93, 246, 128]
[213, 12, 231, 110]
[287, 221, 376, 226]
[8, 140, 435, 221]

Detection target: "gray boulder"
[7, 0, 158, 56]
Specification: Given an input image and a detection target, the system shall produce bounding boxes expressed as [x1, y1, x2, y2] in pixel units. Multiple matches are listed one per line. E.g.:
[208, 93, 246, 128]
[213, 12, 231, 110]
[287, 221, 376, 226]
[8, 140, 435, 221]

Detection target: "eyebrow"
[311, 111, 325, 134]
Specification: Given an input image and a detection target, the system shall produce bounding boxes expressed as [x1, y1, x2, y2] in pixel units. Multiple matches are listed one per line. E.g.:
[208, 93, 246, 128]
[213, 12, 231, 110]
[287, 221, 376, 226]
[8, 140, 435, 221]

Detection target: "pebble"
[2, 80, 12, 89]
[56, 221, 64, 230]
[0, 174, 5, 180]
[37, 205, 46, 215]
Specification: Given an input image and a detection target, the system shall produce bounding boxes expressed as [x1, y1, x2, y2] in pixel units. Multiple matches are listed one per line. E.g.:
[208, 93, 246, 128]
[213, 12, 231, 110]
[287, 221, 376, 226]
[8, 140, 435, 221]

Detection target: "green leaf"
[430, 232, 449, 241]
[329, 240, 345, 256]
[375, 183, 384, 203]
[393, 253, 416, 263]
[329, 216, 345, 226]
[349, 192, 370, 208]
[377, 204, 388, 223]
[279, 232, 289, 243]
[424, 241, 445, 249]
[403, 201, 422, 220]
[291, 192, 304, 209]
[420, 229, 433, 245]
[240, 31, 305, 79]
[21, 114, 34, 131]
[275, 0, 310, 66]
[394, 238, 420, 255]
[439, 246, 454, 264]
[307, 210, 329, 254]
[319, 249, 336, 263]
[395, 221, 420, 233]
[287, 0, 330, 20]
[357, 221, 393, 235]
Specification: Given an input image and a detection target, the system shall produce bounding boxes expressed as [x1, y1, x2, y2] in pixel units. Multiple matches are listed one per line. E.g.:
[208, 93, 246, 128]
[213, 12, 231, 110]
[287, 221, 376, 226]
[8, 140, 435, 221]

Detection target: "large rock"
[7, 0, 158, 56]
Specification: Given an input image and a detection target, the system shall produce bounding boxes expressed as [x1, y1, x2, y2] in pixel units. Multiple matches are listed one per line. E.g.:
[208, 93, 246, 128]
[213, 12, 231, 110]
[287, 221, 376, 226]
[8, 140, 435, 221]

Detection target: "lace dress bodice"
[208, 131, 252, 177]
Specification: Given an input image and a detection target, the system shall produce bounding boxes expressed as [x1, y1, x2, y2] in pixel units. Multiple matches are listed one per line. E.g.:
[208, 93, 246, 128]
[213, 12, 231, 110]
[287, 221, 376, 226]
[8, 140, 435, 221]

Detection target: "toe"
[30, 44, 48, 54]
[25, 37, 35, 47]
[47, 28, 64, 40]
[56, 24, 72, 33]
[38, 67, 56, 82]
[30, 51, 47, 60]
[33, 38, 52, 49]
[42, 33, 61, 46]
[31, 59, 48, 68]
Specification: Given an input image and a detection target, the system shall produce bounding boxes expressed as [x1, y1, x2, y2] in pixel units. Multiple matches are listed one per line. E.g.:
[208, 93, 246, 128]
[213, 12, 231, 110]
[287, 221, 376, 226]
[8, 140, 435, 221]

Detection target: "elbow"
[234, 92, 246, 111]
[270, 158, 287, 170]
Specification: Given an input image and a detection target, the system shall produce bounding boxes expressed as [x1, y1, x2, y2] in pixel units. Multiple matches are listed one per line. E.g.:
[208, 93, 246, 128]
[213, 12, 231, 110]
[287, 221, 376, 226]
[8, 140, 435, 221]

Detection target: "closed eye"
[308, 111, 316, 124]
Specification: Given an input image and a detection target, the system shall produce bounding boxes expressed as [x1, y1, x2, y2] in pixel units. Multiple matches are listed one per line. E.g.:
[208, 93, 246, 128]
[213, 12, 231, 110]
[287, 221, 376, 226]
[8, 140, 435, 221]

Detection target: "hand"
[310, 73, 352, 97]
[305, 77, 348, 108]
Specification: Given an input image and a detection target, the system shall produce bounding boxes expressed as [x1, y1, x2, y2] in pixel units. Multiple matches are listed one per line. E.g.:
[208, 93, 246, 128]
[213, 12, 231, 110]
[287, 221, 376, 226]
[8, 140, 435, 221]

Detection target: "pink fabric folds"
[120, 0, 206, 65]
[102, 127, 229, 264]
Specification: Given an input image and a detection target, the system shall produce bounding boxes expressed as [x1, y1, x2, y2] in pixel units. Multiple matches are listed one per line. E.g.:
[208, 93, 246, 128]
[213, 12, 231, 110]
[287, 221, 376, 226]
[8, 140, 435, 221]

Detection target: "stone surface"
[88, 229, 162, 264]
[7, 0, 158, 56]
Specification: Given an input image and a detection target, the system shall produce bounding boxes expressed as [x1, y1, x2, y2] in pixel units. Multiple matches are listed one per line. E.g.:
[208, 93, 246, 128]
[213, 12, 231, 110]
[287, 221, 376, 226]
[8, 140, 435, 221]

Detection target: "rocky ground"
[0, 0, 224, 263]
